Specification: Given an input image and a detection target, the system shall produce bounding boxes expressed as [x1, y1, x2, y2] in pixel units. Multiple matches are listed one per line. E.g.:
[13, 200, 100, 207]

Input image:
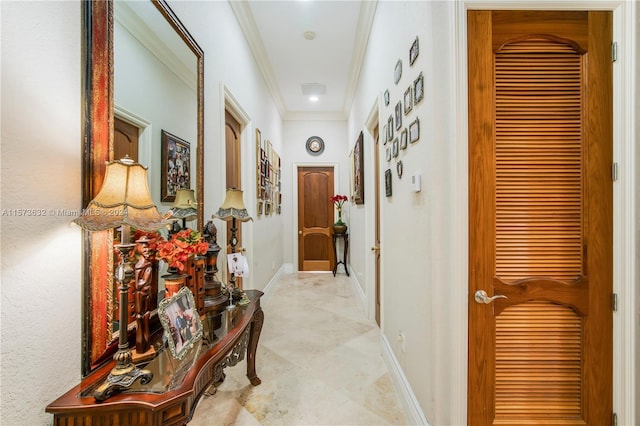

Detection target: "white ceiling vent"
[301, 83, 326, 96]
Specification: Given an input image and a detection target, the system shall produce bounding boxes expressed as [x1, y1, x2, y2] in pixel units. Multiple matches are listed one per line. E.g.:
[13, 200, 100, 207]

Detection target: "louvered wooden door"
[468, 11, 612, 425]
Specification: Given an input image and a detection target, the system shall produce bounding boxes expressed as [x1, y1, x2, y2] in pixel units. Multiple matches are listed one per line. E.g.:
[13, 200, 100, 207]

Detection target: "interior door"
[225, 110, 243, 288]
[468, 11, 613, 425]
[114, 117, 138, 162]
[372, 125, 381, 326]
[297, 166, 334, 271]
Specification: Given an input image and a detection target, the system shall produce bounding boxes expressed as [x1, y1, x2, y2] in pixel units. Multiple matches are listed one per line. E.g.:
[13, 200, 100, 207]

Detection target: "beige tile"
[190, 273, 407, 425]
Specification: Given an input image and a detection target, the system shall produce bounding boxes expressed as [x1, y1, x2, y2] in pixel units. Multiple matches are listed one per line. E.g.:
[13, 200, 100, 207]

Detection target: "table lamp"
[73, 156, 169, 401]
[168, 188, 197, 231]
[213, 188, 252, 295]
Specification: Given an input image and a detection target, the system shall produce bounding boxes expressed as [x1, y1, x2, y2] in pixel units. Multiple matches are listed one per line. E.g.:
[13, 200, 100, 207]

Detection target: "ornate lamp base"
[93, 360, 153, 401]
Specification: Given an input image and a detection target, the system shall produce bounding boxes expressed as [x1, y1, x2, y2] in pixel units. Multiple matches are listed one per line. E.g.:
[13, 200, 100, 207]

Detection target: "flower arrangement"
[156, 229, 208, 272]
[330, 194, 348, 225]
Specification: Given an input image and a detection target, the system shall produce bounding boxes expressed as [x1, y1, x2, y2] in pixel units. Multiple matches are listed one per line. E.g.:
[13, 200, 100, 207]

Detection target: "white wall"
[163, 1, 284, 291]
[114, 16, 197, 211]
[1, 1, 82, 424]
[348, 2, 457, 423]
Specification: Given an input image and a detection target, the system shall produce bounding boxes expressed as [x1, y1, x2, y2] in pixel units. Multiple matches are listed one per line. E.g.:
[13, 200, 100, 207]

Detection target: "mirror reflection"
[109, 0, 199, 343]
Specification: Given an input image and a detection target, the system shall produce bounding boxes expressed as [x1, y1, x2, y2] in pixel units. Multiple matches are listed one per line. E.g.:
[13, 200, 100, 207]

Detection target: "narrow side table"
[332, 232, 349, 276]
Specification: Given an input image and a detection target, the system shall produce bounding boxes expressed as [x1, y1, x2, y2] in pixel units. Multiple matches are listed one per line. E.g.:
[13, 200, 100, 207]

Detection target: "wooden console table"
[46, 290, 264, 425]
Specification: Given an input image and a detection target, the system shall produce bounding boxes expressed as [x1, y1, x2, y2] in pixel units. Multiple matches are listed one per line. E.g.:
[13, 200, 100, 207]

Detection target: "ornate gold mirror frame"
[82, 0, 203, 375]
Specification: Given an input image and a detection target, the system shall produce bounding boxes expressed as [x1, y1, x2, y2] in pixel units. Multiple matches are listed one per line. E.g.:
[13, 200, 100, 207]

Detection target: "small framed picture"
[395, 101, 402, 130]
[257, 200, 263, 216]
[385, 169, 392, 197]
[384, 89, 390, 106]
[394, 59, 402, 85]
[161, 130, 191, 202]
[404, 86, 413, 115]
[400, 128, 408, 150]
[387, 115, 394, 141]
[409, 118, 420, 143]
[397, 160, 404, 179]
[409, 36, 419, 66]
[392, 138, 399, 158]
[386, 146, 392, 162]
[383, 124, 388, 145]
[413, 72, 424, 104]
[158, 287, 203, 360]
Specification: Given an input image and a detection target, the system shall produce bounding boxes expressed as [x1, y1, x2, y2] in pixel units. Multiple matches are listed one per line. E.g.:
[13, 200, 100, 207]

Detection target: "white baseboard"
[348, 266, 367, 314]
[262, 263, 287, 298]
[381, 333, 430, 425]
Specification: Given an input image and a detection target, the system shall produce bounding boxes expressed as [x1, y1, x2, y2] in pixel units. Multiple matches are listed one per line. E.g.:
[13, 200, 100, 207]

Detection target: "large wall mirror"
[82, 0, 204, 375]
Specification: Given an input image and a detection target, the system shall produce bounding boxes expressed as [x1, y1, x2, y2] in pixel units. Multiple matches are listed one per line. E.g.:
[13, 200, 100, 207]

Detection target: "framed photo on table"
[158, 287, 203, 360]
[161, 130, 191, 202]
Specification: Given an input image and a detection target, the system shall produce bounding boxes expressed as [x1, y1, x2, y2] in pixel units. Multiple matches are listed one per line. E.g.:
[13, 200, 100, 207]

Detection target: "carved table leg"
[247, 304, 264, 386]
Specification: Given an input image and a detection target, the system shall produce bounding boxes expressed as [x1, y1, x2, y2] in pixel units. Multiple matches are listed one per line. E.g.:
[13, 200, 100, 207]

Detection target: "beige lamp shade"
[213, 188, 252, 222]
[73, 157, 169, 232]
[169, 188, 197, 220]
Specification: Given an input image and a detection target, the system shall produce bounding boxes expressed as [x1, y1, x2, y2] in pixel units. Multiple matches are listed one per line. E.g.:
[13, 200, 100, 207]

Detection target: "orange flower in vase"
[158, 229, 208, 297]
[157, 229, 208, 273]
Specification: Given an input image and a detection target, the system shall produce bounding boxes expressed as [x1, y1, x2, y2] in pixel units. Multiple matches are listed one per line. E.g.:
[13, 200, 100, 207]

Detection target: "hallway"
[190, 272, 407, 425]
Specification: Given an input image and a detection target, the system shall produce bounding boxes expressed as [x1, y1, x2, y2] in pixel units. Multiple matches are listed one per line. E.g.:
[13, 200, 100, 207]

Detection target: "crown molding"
[229, 0, 287, 118]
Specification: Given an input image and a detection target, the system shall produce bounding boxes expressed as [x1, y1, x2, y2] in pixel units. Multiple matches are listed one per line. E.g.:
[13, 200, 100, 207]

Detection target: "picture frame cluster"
[382, 35, 423, 197]
[255, 128, 282, 216]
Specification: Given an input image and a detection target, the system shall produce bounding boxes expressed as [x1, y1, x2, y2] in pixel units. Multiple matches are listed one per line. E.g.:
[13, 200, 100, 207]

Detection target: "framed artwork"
[385, 169, 392, 197]
[353, 131, 364, 204]
[265, 202, 272, 215]
[255, 128, 261, 202]
[384, 89, 390, 106]
[383, 124, 388, 145]
[409, 118, 420, 143]
[257, 200, 263, 216]
[387, 115, 394, 141]
[413, 72, 424, 104]
[158, 287, 203, 360]
[386, 146, 392, 162]
[394, 59, 403, 84]
[392, 138, 399, 158]
[397, 160, 404, 179]
[404, 86, 413, 115]
[395, 101, 402, 130]
[161, 130, 191, 202]
[409, 36, 419, 65]
[400, 128, 408, 150]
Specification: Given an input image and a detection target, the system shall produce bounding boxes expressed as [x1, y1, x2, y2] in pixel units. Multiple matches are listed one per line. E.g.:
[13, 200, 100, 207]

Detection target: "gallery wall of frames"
[382, 36, 422, 197]
[255, 128, 282, 217]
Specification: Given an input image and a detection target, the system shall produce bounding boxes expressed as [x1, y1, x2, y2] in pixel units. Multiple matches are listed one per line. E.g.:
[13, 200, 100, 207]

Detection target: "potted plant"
[157, 229, 208, 296]
[330, 194, 349, 234]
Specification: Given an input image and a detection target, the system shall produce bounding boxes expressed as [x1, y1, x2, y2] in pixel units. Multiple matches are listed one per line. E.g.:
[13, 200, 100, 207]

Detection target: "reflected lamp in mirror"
[213, 188, 252, 292]
[73, 156, 169, 401]
[169, 188, 198, 231]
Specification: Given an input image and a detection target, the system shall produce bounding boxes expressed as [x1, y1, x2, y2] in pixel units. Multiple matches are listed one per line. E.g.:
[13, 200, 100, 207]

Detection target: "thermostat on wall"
[411, 172, 422, 192]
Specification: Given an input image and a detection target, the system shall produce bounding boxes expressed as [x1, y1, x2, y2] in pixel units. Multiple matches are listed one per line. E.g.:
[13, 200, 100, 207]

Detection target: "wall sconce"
[73, 156, 169, 401]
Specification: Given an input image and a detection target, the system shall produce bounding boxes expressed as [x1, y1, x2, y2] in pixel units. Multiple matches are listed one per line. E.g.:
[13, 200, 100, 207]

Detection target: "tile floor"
[190, 272, 407, 425]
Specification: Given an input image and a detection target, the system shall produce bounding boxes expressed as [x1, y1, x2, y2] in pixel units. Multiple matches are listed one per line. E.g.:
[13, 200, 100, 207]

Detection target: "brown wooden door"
[114, 117, 138, 162]
[225, 110, 243, 288]
[372, 125, 381, 326]
[298, 167, 334, 271]
[468, 11, 612, 425]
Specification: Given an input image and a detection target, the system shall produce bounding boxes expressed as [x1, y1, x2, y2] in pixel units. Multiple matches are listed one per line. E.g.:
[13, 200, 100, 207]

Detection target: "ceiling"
[230, 1, 378, 120]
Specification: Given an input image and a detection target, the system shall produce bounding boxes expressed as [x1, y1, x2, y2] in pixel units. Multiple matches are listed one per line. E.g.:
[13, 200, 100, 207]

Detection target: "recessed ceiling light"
[309, 96, 319, 102]
[304, 31, 316, 40]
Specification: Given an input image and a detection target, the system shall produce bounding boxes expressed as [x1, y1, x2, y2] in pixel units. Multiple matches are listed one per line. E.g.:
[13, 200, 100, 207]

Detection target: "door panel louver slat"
[494, 38, 584, 423]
